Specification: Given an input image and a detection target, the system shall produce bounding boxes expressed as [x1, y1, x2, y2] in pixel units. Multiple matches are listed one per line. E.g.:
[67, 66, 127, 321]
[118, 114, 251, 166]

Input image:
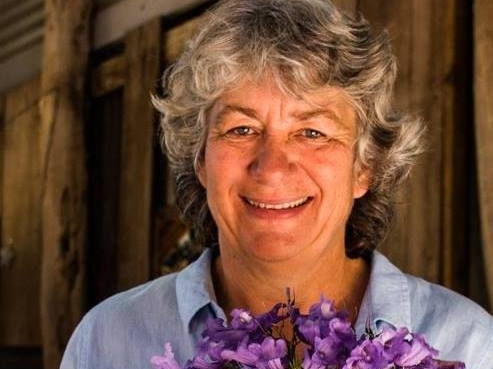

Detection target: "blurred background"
[0, 0, 492, 368]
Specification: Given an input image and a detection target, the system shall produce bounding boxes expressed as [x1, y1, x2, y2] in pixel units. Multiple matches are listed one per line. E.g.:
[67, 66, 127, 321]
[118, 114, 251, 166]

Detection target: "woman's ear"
[353, 168, 371, 199]
[196, 160, 207, 189]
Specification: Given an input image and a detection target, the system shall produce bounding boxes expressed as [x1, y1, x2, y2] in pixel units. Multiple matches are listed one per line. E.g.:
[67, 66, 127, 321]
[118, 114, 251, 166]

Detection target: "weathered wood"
[0, 93, 3, 217]
[39, 0, 92, 368]
[116, 18, 161, 291]
[0, 78, 41, 346]
[91, 55, 126, 97]
[153, 15, 208, 278]
[439, 2, 471, 294]
[86, 90, 123, 304]
[331, 0, 357, 15]
[474, 0, 493, 309]
[358, 0, 465, 287]
[163, 15, 204, 62]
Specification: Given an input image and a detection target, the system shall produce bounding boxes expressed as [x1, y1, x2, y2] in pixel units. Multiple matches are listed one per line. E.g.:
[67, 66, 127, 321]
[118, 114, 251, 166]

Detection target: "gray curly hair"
[153, 0, 425, 258]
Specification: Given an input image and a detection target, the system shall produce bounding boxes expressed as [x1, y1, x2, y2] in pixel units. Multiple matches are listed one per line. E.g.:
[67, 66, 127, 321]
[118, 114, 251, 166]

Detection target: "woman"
[61, 1, 493, 368]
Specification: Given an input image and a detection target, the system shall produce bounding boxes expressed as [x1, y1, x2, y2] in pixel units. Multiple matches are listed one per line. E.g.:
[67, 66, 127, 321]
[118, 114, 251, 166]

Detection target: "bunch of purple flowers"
[151, 297, 465, 369]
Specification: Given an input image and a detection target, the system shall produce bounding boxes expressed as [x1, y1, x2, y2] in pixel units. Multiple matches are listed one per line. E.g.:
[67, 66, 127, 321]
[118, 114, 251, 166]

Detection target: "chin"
[240, 235, 308, 262]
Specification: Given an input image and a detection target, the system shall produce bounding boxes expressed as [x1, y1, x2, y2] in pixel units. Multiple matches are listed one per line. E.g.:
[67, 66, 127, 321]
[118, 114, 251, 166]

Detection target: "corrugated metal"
[0, 0, 123, 64]
[0, 0, 44, 62]
[0, 0, 203, 94]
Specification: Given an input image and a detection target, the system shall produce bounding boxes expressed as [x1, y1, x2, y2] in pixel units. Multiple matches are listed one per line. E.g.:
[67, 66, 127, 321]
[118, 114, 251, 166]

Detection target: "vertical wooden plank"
[358, 0, 464, 286]
[331, 0, 357, 15]
[86, 89, 123, 305]
[117, 18, 161, 291]
[358, 0, 439, 282]
[440, 1, 471, 294]
[154, 17, 204, 276]
[163, 15, 204, 62]
[474, 0, 493, 308]
[0, 78, 41, 346]
[39, 0, 92, 368]
[0, 93, 4, 222]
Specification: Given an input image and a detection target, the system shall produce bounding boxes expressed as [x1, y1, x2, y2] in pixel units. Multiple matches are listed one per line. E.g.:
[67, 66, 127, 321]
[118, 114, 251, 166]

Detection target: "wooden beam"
[39, 0, 92, 368]
[116, 18, 161, 291]
[0, 77, 41, 346]
[91, 55, 126, 98]
[358, 0, 463, 287]
[474, 0, 493, 308]
[163, 15, 203, 62]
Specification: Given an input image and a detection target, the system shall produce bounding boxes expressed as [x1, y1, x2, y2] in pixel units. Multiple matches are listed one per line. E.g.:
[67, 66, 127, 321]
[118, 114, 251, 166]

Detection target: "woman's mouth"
[244, 197, 310, 210]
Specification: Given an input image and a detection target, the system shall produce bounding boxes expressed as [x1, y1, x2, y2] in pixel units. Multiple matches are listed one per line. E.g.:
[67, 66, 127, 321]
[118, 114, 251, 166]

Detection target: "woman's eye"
[301, 129, 325, 139]
[229, 126, 254, 136]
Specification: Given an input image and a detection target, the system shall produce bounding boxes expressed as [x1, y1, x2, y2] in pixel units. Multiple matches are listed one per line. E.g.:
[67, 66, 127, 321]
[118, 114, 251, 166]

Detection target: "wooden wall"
[0, 78, 42, 347]
[474, 0, 493, 311]
[39, 1, 92, 367]
[0, 1, 491, 368]
[357, 1, 487, 307]
[358, 0, 473, 292]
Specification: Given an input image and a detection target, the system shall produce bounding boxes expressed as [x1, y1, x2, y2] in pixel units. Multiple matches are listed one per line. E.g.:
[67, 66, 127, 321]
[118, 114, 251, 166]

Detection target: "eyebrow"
[214, 104, 350, 131]
[294, 108, 338, 122]
[214, 104, 259, 125]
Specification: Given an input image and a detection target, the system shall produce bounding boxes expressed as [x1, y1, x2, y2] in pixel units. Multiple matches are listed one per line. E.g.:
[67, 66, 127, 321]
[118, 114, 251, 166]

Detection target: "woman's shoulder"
[60, 272, 184, 369]
[369, 251, 492, 368]
[370, 251, 491, 325]
[84, 248, 215, 324]
[403, 271, 492, 327]
[88, 272, 179, 319]
[74, 271, 182, 343]
[403, 270, 493, 368]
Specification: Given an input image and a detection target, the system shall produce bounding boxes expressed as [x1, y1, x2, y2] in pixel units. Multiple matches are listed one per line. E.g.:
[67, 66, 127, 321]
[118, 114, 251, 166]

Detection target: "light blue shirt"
[60, 249, 493, 369]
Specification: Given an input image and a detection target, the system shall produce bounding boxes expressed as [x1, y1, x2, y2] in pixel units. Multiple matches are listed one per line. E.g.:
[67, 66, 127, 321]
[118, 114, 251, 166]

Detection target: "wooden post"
[474, 0, 493, 309]
[358, 0, 466, 289]
[39, 0, 92, 368]
[0, 79, 41, 346]
[116, 18, 161, 291]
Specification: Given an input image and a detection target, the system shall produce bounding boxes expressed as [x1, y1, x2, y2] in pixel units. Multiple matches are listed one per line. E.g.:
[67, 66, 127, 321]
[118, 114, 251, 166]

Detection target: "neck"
[212, 245, 370, 323]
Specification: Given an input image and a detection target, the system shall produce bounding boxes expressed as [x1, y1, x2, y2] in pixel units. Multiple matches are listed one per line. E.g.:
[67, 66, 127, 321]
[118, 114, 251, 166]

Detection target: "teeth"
[247, 197, 309, 210]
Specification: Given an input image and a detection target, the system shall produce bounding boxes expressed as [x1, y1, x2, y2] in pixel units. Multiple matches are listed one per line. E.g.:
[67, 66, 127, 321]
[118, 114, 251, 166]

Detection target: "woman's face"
[197, 78, 369, 263]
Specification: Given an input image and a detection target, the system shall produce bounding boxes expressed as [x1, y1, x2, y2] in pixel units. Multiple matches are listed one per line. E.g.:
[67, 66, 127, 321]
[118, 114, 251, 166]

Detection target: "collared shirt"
[60, 249, 493, 369]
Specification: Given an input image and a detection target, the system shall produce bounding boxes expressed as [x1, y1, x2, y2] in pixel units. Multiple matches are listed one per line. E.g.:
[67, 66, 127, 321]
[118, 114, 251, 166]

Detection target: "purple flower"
[342, 338, 388, 369]
[304, 335, 345, 367]
[202, 317, 250, 347]
[295, 297, 357, 367]
[374, 326, 410, 362]
[188, 342, 226, 369]
[151, 297, 465, 369]
[151, 343, 182, 369]
[230, 309, 258, 331]
[254, 336, 288, 369]
[256, 303, 287, 332]
[374, 326, 439, 368]
[196, 337, 226, 361]
[395, 333, 438, 368]
[297, 318, 320, 344]
[221, 337, 288, 369]
[221, 338, 260, 366]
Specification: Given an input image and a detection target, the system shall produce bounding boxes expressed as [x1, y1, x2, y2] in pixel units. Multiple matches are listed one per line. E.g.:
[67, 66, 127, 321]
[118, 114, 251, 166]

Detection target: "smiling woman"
[60, 1, 493, 369]
[156, 0, 424, 261]
[197, 78, 370, 316]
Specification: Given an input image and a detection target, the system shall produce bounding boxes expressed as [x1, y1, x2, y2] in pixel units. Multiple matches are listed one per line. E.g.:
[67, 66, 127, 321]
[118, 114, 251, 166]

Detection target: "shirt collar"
[176, 249, 411, 336]
[354, 251, 411, 335]
[176, 248, 225, 333]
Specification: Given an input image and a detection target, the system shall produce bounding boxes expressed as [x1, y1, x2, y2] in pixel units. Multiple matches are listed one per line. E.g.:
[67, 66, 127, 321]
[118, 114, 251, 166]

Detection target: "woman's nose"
[247, 136, 295, 183]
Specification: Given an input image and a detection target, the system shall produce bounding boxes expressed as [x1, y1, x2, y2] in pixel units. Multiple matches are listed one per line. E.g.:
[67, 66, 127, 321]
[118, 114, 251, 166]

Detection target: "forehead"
[209, 77, 358, 128]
